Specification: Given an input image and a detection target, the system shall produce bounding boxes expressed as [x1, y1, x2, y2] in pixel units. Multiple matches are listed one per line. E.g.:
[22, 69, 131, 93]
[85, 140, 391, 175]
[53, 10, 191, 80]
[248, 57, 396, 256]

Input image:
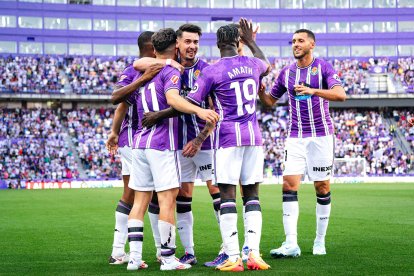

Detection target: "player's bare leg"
[109, 175, 134, 265]
[270, 175, 302, 258]
[313, 180, 331, 255]
[177, 182, 197, 264]
[127, 191, 152, 270]
[241, 183, 270, 270]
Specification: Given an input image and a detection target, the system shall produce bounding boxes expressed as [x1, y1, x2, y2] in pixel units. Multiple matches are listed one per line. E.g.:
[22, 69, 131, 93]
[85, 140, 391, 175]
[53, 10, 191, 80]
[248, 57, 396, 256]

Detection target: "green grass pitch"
[0, 183, 413, 275]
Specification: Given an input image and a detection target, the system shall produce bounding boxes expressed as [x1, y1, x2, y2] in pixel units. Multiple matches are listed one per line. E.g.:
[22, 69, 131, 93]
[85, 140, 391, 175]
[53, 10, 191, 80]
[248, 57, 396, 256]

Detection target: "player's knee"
[178, 182, 193, 197]
[315, 181, 330, 195]
[282, 180, 298, 191]
[176, 195, 192, 213]
[241, 184, 259, 198]
[316, 191, 331, 205]
[218, 184, 236, 200]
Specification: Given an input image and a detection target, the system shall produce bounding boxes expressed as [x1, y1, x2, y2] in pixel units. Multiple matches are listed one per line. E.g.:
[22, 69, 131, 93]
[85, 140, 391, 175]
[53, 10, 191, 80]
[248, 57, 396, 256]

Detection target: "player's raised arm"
[239, 17, 271, 76]
[133, 57, 184, 74]
[141, 107, 180, 128]
[111, 63, 164, 105]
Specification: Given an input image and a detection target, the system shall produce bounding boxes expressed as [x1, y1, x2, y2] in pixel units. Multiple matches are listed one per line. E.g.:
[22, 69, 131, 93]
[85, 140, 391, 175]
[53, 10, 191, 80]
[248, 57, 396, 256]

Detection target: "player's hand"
[171, 60, 185, 74]
[258, 82, 266, 95]
[239, 18, 255, 46]
[294, 84, 315, 96]
[106, 132, 119, 155]
[142, 111, 160, 128]
[408, 117, 414, 127]
[196, 109, 219, 124]
[182, 137, 203, 158]
[141, 63, 164, 82]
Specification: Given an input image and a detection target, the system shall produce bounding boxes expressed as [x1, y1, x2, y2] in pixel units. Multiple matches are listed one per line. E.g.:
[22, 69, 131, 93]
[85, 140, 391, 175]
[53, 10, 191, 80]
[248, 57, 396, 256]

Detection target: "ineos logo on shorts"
[313, 165, 333, 172]
[199, 164, 212, 171]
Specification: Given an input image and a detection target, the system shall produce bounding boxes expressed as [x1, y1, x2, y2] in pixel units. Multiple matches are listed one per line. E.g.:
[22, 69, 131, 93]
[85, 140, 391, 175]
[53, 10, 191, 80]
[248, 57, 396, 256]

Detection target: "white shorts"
[129, 149, 181, 192]
[214, 146, 264, 185]
[119, 146, 132, 176]
[283, 134, 334, 181]
[178, 150, 213, 183]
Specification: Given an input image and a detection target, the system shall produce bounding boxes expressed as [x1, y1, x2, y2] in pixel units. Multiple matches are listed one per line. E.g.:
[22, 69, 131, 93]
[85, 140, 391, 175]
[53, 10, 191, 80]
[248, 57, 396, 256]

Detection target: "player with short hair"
[186, 20, 271, 271]
[126, 28, 219, 271]
[258, 29, 346, 257]
[134, 23, 222, 266]
[105, 31, 156, 266]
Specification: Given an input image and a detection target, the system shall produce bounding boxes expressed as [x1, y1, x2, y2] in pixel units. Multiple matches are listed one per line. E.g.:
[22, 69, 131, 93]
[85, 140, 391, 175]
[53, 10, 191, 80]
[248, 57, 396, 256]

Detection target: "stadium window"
[165, 20, 187, 31]
[93, 19, 115, 31]
[164, 0, 186, 7]
[327, 0, 349, 8]
[68, 18, 92, 30]
[141, 20, 163, 31]
[327, 22, 349, 33]
[351, 45, 374, 56]
[191, 21, 210, 33]
[398, 0, 414, 8]
[374, 0, 396, 7]
[211, 0, 233, 8]
[398, 45, 414, 56]
[117, 20, 140, 32]
[188, 0, 209, 7]
[19, 42, 43, 54]
[69, 0, 92, 4]
[281, 46, 292, 57]
[0, 15, 16, 28]
[69, 43, 92, 55]
[259, 22, 279, 33]
[258, 0, 278, 8]
[398, 21, 414, 32]
[44, 0, 67, 3]
[117, 44, 136, 56]
[374, 21, 396, 32]
[328, 45, 350, 57]
[93, 0, 115, 5]
[44, 42, 67, 54]
[280, 0, 302, 8]
[350, 0, 372, 7]
[281, 22, 302, 33]
[303, 0, 326, 9]
[117, 0, 139, 5]
[140, 0, 163, 6]
[303, 22, 326, 33]
[313, 46, 327, 57]
[261, 46, 280, 57]
[375, 45, 397, 56]
[94, 44, 116, 55]
[18, 16, 42, 29]
[44, 17, 67, 30]
[0, 41, 17, 53]
[198, 45, 211, 57]
[234, 0, 257, 8]
[351, 21, 373, 33]
[211, 20, 232, 33]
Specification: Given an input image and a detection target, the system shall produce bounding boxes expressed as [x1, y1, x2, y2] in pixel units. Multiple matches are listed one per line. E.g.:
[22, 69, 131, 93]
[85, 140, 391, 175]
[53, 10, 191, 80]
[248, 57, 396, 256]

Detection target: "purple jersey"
[116, 64, 139, 148]
[187, 55, 268, 149]
[178, 59, 213, 151]
[270, 58, 342, 138]
[134, 66, 181, 151]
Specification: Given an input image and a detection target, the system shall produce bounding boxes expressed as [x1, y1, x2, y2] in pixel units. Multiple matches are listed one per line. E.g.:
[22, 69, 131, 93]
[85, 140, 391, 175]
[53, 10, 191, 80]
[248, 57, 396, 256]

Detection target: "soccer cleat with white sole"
[109, 253, 129, 265]
[313, 242, 326, 255]
[160, 257, 191, 270]
[216, 257, 244, 272]
[126, 259, 148, 270]
[270, 242, 301, 258]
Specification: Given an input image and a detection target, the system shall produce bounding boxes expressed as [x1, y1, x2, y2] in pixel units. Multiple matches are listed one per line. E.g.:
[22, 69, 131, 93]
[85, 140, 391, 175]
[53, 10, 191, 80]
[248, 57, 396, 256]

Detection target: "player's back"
[134, 65, 181, 151]
[202, 55, 268, 148]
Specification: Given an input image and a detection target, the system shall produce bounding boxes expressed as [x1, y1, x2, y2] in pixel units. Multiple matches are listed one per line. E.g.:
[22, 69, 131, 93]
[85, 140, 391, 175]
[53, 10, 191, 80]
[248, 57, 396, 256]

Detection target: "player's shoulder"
[121, 63, 136, 75]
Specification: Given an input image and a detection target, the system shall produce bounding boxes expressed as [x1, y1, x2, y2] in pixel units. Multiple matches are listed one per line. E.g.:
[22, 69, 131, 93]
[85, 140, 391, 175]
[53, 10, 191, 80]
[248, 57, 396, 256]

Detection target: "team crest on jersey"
[171, 75, 179, 84]
[193, 70, 201, 80]
[311, 66, 318, 75]
[333, 74, 341, 82]
[119, 75, 127, 81]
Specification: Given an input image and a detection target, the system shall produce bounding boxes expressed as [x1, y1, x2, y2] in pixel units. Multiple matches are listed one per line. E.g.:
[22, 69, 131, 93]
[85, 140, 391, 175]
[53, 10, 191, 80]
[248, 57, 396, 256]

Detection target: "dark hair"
[216, 24, 239, 46]
[137, 31, 155, 52]
[294, 29, 316, 41]
[151, 28, 177, 53]
[176, 24, 202, 37]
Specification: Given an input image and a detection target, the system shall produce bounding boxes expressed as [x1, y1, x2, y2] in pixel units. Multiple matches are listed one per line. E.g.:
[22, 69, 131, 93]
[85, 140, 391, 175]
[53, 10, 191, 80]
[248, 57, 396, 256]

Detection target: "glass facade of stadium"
[0, 0, 414, 58]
